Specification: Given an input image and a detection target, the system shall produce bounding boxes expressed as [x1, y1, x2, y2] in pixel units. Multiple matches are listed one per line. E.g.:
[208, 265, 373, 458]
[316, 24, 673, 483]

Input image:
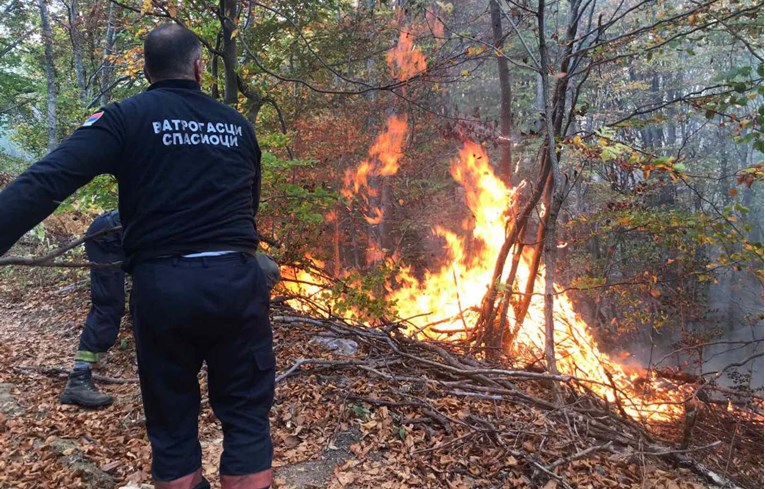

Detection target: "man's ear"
[193, 58, 203, 83]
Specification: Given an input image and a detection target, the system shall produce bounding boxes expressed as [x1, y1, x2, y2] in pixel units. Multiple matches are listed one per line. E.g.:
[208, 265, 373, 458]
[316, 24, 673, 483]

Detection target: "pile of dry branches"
[271, 307, 760, 489]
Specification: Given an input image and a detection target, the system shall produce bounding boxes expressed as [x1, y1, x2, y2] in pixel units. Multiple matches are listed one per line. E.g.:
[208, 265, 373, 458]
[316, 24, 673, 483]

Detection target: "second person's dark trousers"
[76, 212, 125, 362]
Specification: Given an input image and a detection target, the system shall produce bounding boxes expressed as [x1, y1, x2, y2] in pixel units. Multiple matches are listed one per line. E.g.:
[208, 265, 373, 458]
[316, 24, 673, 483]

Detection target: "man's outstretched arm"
[0, 108, 124, 256]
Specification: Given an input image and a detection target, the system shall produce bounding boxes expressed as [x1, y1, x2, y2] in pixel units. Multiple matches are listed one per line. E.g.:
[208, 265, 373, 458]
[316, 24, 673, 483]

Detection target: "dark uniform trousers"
[77, 211, 125, 361]
[130, 252, 275, 482]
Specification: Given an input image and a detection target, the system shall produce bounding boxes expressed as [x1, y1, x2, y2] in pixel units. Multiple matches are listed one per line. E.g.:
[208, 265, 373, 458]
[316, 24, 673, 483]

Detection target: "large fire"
[279, 19, 691, 423]
[391, 141, 688, 421]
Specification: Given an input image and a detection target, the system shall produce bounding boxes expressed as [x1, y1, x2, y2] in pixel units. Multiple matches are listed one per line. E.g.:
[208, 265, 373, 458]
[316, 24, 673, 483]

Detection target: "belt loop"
[171, 257, 179, 267]
[202, 256, 209, 268]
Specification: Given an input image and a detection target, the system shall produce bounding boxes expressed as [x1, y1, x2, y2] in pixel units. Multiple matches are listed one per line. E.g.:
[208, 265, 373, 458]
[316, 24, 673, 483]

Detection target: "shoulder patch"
[82, 111, 104, 127]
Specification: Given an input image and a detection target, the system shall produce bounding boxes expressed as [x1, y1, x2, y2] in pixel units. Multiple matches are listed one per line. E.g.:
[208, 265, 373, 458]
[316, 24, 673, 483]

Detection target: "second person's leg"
[61, 219, 125, 407]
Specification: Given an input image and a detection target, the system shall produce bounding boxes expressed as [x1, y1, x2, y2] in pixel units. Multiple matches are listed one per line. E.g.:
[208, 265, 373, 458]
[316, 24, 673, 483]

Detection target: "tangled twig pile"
[271, 308, 760, 489]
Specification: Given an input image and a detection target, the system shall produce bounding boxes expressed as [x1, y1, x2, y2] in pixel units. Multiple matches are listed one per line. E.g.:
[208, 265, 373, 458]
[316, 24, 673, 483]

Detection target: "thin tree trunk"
[537, 0, 564, 401]
[67, 0, 87, 103]
[38, 0, 57, 151]
[333, 206, 342, 277]
[221, 0, 239, 106]
[211, 32, 222, 100]
[542, 190, 563, 399]
[489, 0, 513, 184]
[100, 0, 117, 105]
[535, 73, 544, 133]
[379, 179, 394, 253]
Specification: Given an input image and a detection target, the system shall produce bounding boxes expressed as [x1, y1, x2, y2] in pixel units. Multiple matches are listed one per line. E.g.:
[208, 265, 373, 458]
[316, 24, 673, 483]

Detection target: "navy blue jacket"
[0, 79, 261, 266]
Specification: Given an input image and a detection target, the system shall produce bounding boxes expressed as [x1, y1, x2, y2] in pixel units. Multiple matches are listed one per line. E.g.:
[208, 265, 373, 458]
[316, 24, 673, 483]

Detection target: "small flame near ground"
[280, 21, 692, 423]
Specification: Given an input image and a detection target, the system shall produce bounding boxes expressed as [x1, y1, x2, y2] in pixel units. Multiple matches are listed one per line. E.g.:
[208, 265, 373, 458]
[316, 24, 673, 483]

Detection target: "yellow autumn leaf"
[231, 29, 238, 40]
[436, 1, 454, 14]
[141, 0, 152, 14]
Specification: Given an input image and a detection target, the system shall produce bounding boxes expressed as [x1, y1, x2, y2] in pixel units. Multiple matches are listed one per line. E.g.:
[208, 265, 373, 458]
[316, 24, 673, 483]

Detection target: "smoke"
[701, 269, 763, 391]
[621, 268, 764, 395]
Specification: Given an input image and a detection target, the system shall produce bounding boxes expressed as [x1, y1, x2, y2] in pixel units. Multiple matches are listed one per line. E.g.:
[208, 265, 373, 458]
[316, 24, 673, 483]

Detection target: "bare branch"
[0, 225, 122, 268]
[15, 364, 137, 383]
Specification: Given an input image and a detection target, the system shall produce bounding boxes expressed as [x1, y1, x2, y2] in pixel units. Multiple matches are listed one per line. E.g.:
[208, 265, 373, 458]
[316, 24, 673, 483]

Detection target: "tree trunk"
[536, 0, 581, 402]
[68, 0, 87, 103]
[211, 32, 222, 100]
[221, 0, 239, 106]
[534, 73, 544, 133]
[489, 0, 513, 184]
[38, 0, 57, 151]
[99, 1, 118, 105]
[542, 186, 563, 400]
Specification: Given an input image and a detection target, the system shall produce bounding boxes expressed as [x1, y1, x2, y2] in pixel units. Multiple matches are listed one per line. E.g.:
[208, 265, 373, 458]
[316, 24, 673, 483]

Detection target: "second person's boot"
[59, 368, 113, 408]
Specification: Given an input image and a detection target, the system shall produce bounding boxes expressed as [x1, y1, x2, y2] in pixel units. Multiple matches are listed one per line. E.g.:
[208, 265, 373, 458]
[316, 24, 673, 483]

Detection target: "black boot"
[59, 369, 113, 408]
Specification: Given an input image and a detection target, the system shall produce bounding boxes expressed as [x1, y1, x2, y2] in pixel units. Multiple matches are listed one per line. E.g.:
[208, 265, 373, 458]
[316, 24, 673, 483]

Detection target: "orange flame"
[341, 20, 421, 215]
[364, 207, 384, 225]
[371, 115, 408, 176]
[387, 30, 427, 81]
[343, 115, 408, 196]
[341, 114, 408, 237]
[279, 256, 331, 315]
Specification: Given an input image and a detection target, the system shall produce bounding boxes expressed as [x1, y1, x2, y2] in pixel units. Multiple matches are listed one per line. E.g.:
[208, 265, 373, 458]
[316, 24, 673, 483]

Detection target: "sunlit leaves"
[736, 165, 764, 188]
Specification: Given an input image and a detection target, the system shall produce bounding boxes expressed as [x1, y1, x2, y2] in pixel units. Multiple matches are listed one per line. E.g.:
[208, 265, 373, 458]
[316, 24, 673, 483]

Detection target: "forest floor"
[0, 264, 762, 489]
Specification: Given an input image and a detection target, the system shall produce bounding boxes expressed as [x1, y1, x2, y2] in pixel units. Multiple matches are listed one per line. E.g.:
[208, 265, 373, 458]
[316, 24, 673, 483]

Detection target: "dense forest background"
[0, 0, 762, 392]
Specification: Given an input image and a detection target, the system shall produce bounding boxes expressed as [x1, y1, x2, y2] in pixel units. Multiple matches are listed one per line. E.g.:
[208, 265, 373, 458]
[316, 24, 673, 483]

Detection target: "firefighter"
[0, 24, 275, 489]
[60, 210, 281, 410]
[60, 210, 124, 408]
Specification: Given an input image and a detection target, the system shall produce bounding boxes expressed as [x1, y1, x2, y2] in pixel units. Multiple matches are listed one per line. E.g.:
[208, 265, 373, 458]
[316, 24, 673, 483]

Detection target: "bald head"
[143, 24, 203, 83]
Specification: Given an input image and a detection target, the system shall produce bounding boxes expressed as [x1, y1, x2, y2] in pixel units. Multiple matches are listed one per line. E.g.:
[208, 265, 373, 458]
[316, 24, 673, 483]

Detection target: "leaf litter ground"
[0, 267, 761, 489]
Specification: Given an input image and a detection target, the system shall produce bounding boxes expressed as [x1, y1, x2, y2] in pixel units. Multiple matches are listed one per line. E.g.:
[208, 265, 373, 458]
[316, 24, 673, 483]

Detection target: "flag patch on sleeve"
[82, 111, 104, 127]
